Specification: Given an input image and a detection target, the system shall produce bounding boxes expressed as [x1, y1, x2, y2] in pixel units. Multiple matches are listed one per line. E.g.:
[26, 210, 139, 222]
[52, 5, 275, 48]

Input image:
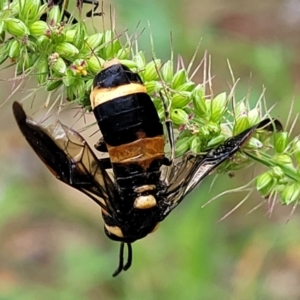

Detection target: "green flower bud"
[192, 85, 207, 117]
[274, 154, 293, 165]
[248, 108, 260, 126]
[235, 101, 247, 116]
[119, 60, 138, 69]
[143, 60, 161, 81]
[175, 136, 191, 156]
[145, 81, 161, 95]
[17, 51, 32, 74]
[65, 29, 76, 42]
[281, 182, 300, 205]
[66, 79, 85, 101]
[210, 92, 227, 122]
[0, 21, 5, 42]
[293, 138, 300, 165]
[117, 47, 130, 60]
[271, 166, 285, 179]
[246, 137, 263, 150]
[38, 3, 48, 18]
[0, 51, 8, 64]
[274, 132, 289, 153]
[133, 51, 146, 70]
[47, 5, 62, 24]
[29, 20, 48, 37]
[86, 55, 104, 74]
[207, 134, 226, 148]
[170, 109, 189, 126]
[160, 60, 173, 83]
[255, 171, 274, 196]
[36, 35, 50, 51]
[37, 57, 49, 84]
[190, 135, 201, 153]
[233, 115, 250, 135]
[46, 80, 62, 91]
[8, 40, 20, 59]
[171, 91, 191, 108]
[55, 43, 79, 59]
[85, 33, 103, 51]
[51, 57, 66, 74]
[177, 81, 195, 92]
[172, 69, 187, 89]
[71, 24, 86, 50]
[104, 39, 122, 59]
[4, 18, 29, 37]
[63, 74, 76, 87]
[22, 0, 41, 22]
[0, 31, 4, 44]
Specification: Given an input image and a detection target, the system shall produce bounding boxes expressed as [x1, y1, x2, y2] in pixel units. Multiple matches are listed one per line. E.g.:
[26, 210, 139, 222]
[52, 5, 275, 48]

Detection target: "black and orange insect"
[12, 61, 282, 276]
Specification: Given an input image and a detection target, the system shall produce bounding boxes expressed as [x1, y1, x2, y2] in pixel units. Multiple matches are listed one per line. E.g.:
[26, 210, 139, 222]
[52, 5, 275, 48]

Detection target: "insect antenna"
[112, 242, 133, 277]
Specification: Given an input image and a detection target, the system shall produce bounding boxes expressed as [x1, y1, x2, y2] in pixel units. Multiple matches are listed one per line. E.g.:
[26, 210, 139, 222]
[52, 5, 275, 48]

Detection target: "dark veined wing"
[162, 118, 283, 217]
[12, 102, 118, 215]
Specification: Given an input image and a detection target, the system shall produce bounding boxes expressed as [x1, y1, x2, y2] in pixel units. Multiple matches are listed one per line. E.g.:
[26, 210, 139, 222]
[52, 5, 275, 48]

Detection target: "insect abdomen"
[90, 63, 165, 188]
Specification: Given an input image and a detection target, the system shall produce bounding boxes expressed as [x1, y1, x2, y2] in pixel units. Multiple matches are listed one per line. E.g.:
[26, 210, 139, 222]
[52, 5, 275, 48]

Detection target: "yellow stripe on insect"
[90, 83, 147, 109]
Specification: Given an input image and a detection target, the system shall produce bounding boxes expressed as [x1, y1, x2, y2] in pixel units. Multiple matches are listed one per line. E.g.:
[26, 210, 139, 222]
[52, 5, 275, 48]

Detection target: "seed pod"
[177, 82, 195, 92]
[51, 57, 67, 75]
[172, 69, 187, 89]
[210, 92, 227, 122]
[143, 60, 161, 81]
[160, 60, 173, 83]
[29, 20, 48, 37]
[192, 85, 207, 117]
[36, 35, 50, 51]
[281, 182, 300, 205]
[65, 30, 76, 42]
[170, 109, 189, 126]
[4, 18, 29, 37]
[248, 108, 260, 126]
[55, 43, 79, 59]
[133, 51, 146, 71]
[85, 33, 103, 51]
[274, 132, 289, 153]
[117, 47, 130, 60]
[171, 91, 191, 108]
[47, 5, 62, 24]
[255, 171, 274, 196]
[190, 135, 201, 153]
[46, 80, 62, 91]
[207, 134, 226, 148]
[8, 40, 20, 59]
[233, 115, 250, 135]
[104, 39, 122, 60]
[175, 136, 191, 157]
[145, 81, 160, 95]
[271, 166, 284, 180]
[274, 154, 293, 166]
[87, 56, 104, 74]
[37, 57, 49, 84]
[17, 51, 32, 74]
[22, 0, 41, 22]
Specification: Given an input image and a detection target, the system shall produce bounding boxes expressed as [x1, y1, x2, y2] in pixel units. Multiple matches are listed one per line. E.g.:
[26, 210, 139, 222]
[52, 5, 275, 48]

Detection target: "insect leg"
[159, 91, 175, 165]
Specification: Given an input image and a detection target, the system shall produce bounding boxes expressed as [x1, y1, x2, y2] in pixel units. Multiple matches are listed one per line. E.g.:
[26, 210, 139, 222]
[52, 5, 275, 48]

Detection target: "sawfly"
[13, 61, 282, 276]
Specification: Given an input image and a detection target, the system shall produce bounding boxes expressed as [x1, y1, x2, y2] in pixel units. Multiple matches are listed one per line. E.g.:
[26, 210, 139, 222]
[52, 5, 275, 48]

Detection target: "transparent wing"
[161, 118, 282, 217]
[12, 102, 118, 215]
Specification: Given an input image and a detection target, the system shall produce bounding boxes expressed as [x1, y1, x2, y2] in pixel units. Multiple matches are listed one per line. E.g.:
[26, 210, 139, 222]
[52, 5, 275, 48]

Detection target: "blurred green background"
[1, 0, 300, 299]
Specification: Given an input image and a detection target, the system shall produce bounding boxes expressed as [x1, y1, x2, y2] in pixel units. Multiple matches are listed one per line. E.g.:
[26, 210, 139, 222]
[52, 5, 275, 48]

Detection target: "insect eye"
[134, 195, 157, 209]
